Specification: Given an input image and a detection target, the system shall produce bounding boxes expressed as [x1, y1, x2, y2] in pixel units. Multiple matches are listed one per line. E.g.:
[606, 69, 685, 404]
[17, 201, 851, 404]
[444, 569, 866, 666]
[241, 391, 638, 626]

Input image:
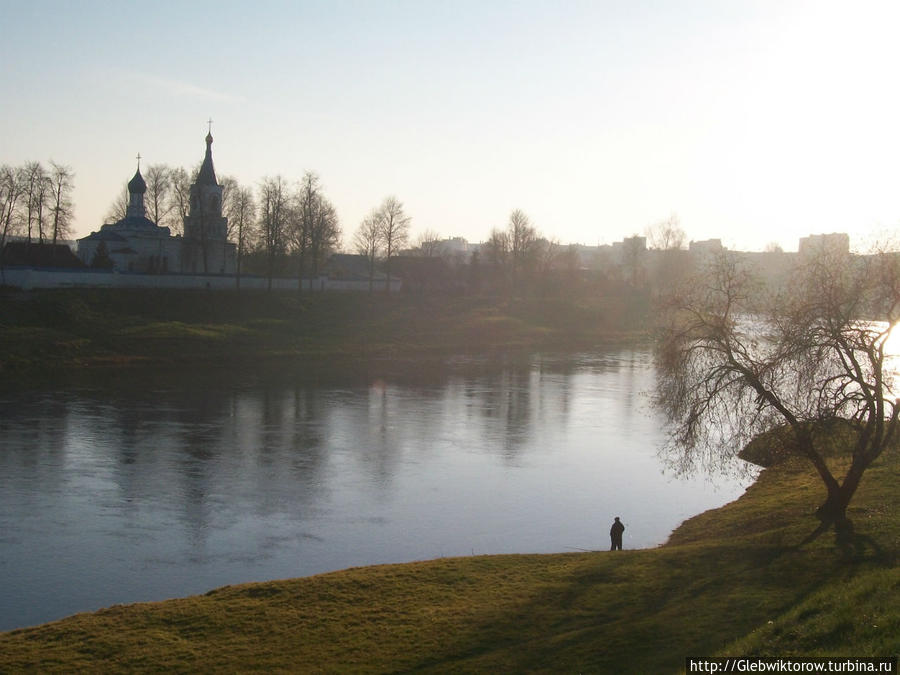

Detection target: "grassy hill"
[1, 445, 897, 672]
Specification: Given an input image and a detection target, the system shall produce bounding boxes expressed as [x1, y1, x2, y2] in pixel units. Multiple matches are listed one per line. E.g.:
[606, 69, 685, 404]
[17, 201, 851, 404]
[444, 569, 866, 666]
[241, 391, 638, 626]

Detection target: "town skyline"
[4, 1, 900, 253]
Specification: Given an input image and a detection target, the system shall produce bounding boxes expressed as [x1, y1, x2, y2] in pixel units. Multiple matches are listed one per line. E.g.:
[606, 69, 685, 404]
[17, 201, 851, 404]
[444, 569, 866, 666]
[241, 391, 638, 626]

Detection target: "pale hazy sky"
[3, 0, 900, 251]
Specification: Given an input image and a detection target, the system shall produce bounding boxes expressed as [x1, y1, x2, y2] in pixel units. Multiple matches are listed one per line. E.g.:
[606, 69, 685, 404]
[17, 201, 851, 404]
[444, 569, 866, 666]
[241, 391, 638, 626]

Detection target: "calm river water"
[0, 349, 756, 631]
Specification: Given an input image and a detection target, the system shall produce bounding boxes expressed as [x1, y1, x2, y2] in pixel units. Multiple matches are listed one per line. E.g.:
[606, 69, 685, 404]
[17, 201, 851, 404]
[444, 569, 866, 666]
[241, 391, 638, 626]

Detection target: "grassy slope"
[0, 289, 644, 373]
[1, 449, 897, 673]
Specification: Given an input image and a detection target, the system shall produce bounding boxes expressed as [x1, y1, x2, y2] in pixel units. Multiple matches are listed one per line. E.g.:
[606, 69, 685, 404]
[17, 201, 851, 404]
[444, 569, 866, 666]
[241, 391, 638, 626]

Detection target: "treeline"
[2, 156, 696, 300]
[0, 161, 75, 250]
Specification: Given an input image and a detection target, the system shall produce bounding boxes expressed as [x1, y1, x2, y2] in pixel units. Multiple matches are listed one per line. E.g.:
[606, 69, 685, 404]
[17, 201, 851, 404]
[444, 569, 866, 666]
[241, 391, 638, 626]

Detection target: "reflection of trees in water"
[460, 357, 577, 462]
[0, 394, 71, 517]
[0, 355, 609, 549]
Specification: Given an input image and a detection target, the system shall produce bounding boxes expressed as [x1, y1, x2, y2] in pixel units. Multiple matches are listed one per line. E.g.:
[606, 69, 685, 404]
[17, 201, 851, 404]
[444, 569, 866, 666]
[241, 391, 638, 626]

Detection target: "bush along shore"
[1, 441, 897, 672]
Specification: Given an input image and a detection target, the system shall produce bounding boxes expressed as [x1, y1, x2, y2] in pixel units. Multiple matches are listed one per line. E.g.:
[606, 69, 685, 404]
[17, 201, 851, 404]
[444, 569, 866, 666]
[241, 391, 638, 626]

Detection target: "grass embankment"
[0, 288, 646, 373]
[2, 449, 897, 672]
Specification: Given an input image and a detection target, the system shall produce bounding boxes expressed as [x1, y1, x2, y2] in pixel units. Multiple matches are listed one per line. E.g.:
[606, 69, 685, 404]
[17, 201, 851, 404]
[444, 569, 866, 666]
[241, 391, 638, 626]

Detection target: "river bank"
[1, 445, 897, 672]
[0, 288, 650, 375]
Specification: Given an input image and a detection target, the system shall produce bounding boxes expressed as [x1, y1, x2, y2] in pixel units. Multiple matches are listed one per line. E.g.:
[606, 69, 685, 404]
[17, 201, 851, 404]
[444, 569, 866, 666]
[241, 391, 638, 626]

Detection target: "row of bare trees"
[252, 172, 341, 290]
[352, 196, 411, 291]
[1, 161, 75, 251]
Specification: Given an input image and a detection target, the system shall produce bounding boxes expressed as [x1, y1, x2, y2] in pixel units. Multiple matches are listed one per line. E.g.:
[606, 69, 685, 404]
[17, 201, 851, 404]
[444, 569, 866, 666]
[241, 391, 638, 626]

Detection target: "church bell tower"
[182, 124, 231, 273]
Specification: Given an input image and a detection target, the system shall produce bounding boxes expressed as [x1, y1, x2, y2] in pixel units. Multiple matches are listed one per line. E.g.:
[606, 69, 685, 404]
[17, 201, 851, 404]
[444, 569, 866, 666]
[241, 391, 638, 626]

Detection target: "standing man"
[610, 516, 625, 551]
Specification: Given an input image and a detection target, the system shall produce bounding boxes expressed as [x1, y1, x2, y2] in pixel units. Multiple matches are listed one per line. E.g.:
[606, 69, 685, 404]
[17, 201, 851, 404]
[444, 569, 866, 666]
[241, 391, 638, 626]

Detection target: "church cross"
[207, 118, 213, 134]
[136, 152, 141, 169]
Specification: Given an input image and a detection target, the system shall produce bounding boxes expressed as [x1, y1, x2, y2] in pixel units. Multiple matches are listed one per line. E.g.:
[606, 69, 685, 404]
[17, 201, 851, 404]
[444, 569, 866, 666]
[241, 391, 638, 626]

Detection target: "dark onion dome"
[196, 132, 218, 186]
[127, 168, 147, 195]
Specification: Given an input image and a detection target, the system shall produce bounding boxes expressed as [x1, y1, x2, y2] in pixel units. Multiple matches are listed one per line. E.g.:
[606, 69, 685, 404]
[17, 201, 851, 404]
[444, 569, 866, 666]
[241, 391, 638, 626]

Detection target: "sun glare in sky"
[2, 0, 900, 251]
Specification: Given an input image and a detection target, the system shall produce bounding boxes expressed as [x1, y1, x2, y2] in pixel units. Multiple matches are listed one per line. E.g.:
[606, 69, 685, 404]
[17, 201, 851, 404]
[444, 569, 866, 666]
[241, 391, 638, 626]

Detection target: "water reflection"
[0, 350, 755, 630]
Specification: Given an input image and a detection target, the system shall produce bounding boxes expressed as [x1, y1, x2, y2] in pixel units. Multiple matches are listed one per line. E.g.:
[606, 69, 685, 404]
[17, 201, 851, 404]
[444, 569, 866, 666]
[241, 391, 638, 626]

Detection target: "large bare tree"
[375, 196, 410, 292]
[258, 176, 289, 291]
[0, 165, 24, 250]
[290, 173, 315, 289]
[308, 195, 339, 278]
[647, 215, 690, 293]
[507, 209, 537, 277]
[20, 162, 49, 243]
[224, 181, 256, 289]
[353, 210, 381, 293]
[48, 161, 74, 245]
[144, 164, 172, 227]
[645, 214, 686, 251]
[655, 248, 899, 540]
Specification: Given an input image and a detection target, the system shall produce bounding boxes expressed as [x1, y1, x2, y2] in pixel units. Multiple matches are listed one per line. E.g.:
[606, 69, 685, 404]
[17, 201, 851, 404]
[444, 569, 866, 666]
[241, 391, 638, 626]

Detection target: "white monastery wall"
[0, 268, 401, 293]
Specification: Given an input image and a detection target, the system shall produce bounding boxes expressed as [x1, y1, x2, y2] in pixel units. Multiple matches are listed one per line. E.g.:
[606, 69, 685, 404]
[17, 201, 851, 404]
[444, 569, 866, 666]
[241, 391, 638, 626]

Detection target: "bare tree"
[258, 176, 289, 291]
[508, 209, 537, 270]
[417, 229, 442, 257]
[0, 165, 24, 250]
[645, 214, 686, 250]
[487, 209, 538, 293]
[48, 161, 74, 245]
[353, 211, 381, 293]
[225, 182, 256, 289]
[144, 164, 172, 227]
[484, 227, 509, 266]
[375, 196, 410, 292]
[309, 195, 340, 278]
[20, 162, 49, 243]
[291, 172, 316, 290]
[655, 248, 900, 541]
[647, 215, 689, 293]
[168, 167, 193, 237]
[104, 182, 129, 223]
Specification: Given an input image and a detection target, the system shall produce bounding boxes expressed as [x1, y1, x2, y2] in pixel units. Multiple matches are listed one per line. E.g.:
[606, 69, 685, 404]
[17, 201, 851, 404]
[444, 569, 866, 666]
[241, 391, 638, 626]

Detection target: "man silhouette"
[610, 516, 625, 551]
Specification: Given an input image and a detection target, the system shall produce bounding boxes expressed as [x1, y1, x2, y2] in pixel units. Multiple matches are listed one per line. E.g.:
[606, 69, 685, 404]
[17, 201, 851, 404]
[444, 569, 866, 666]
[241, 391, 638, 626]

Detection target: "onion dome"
[128, 168, 147, 195]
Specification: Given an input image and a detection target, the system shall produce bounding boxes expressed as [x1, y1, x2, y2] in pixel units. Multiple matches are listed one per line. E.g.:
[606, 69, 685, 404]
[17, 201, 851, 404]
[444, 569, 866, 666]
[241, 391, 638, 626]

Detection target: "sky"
[3, 0, 900, 252]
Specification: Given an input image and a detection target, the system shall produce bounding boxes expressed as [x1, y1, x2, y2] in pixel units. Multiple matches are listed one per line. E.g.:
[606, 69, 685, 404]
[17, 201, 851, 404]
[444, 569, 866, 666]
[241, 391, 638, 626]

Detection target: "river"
[0, 348, 755, 631]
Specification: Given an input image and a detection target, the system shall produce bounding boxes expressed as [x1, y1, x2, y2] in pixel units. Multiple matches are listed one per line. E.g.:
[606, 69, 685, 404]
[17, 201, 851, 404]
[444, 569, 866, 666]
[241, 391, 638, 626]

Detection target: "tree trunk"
[816, 459, 866, 524]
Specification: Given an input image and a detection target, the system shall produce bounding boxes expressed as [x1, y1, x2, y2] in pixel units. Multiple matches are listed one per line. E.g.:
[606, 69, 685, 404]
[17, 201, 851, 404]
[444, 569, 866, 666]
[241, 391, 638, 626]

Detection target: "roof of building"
[108, 214, 165, 232]
[1, 242, 85, 268]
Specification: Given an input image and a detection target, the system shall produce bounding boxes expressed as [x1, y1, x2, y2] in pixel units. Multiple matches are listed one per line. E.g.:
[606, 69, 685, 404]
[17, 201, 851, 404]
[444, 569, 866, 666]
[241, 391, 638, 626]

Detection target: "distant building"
[798, 232, 849, 258]
[689, 238, 724, 254]
[433, 237, 471, 256]
[77, 131, 235, 274]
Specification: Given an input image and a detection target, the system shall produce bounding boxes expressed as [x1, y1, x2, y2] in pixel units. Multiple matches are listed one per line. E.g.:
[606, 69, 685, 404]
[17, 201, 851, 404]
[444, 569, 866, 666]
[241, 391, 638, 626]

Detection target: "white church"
[77, 131, 236, 275]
